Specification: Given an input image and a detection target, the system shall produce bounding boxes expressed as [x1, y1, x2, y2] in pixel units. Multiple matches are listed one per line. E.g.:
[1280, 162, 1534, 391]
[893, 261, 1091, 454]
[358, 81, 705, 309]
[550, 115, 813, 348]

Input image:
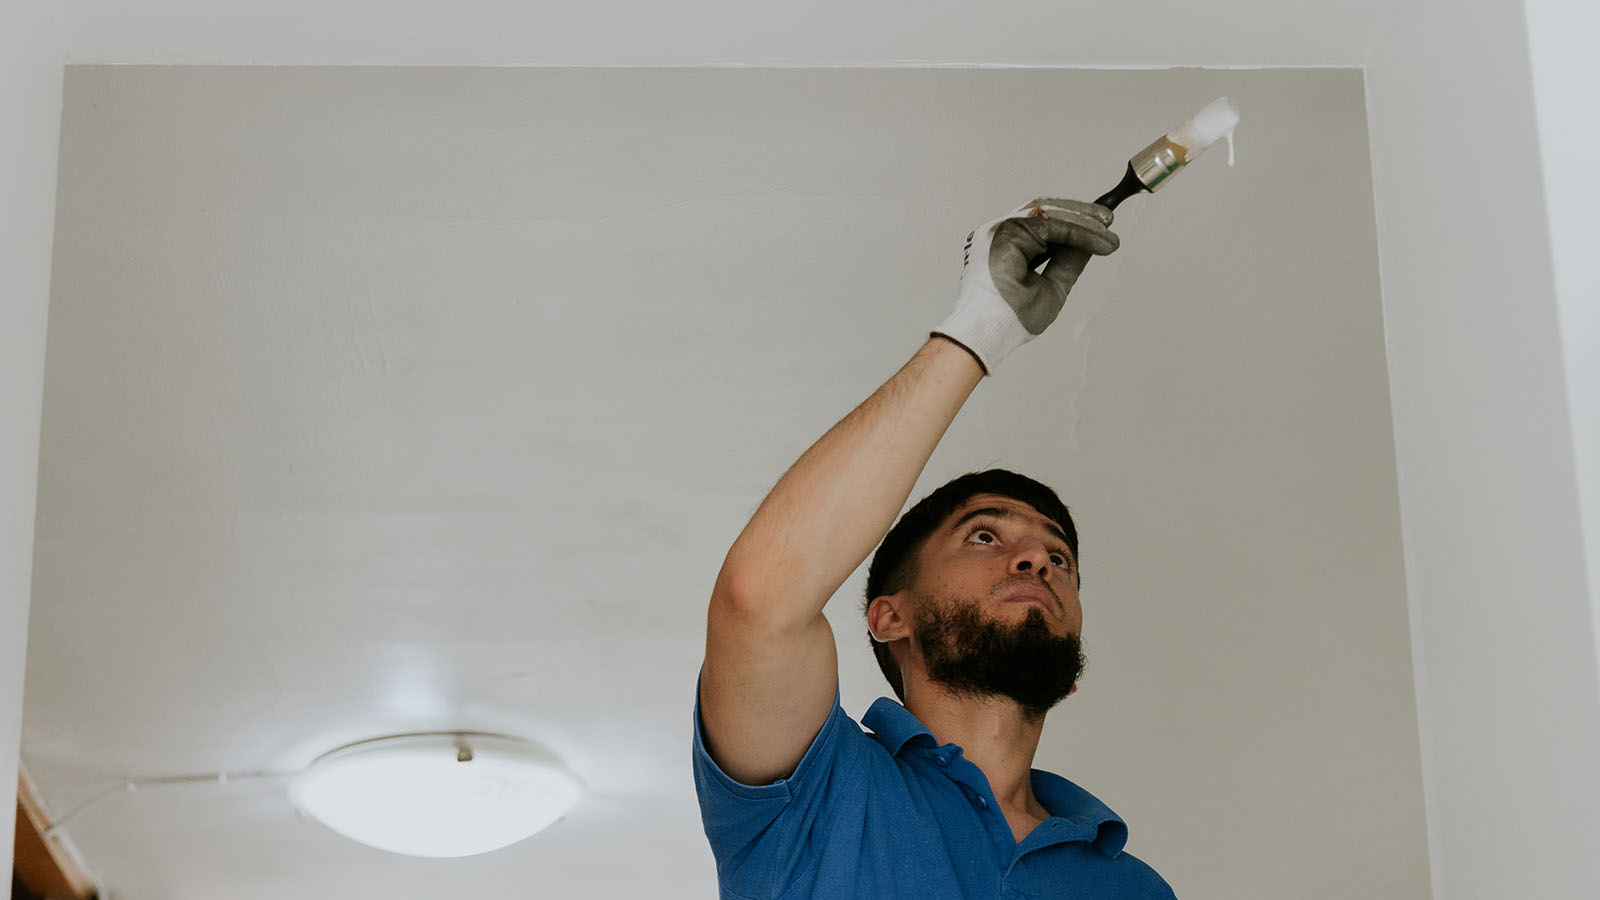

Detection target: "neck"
[902, 677, 1050, 816]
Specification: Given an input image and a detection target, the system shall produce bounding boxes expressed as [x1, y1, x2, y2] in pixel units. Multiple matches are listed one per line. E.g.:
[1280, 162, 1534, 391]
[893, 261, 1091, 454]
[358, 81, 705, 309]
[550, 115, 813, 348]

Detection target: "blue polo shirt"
[693, 672, 1177, 899]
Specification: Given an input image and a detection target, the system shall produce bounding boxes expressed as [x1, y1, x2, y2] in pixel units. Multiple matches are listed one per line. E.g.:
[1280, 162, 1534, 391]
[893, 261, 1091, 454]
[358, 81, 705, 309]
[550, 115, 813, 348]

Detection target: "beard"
[913, 590, 1086, 722]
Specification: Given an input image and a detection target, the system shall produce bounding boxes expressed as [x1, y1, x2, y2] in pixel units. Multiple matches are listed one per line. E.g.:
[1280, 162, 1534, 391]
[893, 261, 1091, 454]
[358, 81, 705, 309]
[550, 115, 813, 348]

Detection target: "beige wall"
[1524, 0, 1600, 652]
[1367, 0, 1600, 896]
[1, 0, 64, 881]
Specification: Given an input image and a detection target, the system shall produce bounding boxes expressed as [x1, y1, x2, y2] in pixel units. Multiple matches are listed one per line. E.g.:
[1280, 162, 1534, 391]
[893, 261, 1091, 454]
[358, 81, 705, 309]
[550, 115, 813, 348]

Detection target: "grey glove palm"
[933, 197, 1120, 375]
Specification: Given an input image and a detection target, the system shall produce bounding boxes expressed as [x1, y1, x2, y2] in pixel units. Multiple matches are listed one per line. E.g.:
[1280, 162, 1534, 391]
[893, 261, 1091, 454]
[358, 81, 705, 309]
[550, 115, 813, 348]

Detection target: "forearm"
[716, 335, 984, 624]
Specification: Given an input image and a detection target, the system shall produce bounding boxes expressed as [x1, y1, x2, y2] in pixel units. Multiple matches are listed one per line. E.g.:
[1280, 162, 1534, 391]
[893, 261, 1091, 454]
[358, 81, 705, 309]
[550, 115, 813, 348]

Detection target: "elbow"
[711, 563, 764, 618]
[709, 560, 817, 634]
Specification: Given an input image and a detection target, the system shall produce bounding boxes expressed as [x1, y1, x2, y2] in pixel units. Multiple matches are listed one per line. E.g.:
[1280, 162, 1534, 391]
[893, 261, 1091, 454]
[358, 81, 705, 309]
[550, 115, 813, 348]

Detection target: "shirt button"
[974, 795, 988, 809]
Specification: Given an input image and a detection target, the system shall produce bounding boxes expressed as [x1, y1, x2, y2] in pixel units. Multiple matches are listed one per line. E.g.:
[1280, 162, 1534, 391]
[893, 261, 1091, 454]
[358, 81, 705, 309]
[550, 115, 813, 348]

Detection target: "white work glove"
[932, 197, 1120, 375]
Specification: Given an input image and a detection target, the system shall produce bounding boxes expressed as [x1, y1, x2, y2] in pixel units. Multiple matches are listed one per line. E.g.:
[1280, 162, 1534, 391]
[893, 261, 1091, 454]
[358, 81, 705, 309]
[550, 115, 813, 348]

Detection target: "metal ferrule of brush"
[1131, 136, 1185, 192]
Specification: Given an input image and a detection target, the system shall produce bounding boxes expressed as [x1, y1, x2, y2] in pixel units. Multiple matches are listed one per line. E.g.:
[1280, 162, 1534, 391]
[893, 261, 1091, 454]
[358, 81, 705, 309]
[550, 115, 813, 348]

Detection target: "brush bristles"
[1166, 97, 1241, 161]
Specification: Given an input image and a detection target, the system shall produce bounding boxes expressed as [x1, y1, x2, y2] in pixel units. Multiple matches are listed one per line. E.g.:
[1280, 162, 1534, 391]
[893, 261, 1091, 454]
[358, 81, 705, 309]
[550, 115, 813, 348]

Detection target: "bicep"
[699, 595, 840, 787]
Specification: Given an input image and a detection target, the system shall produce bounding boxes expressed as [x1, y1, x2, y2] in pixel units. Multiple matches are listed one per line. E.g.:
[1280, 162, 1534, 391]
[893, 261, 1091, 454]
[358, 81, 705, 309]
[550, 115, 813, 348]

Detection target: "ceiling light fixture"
[289, 732, 583, 858]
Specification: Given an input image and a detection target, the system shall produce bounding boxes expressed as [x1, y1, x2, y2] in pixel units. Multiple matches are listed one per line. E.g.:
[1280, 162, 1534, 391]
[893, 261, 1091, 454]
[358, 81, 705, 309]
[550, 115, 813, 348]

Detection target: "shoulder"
[1108, 848, 1180, 898]
[694, 682, 898, 898]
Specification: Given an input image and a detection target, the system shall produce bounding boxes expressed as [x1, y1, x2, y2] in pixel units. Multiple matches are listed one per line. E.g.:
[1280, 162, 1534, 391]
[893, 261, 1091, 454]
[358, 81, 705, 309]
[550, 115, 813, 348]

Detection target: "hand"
[932, 198, 1119, 375]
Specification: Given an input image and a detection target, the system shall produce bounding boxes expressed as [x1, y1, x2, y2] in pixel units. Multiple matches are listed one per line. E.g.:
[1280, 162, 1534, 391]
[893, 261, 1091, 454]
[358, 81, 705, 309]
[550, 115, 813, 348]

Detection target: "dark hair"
[861, 469, 1077, 702]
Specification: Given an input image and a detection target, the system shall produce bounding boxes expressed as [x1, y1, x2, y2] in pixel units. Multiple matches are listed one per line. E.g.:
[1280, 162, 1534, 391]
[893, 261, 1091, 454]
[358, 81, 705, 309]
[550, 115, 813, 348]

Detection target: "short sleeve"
[692, 667, 865, 899]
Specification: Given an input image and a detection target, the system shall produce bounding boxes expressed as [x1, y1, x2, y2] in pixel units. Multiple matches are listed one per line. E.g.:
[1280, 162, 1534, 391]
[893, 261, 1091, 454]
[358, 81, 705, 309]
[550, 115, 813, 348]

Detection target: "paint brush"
[1093, 97, 1241, 211]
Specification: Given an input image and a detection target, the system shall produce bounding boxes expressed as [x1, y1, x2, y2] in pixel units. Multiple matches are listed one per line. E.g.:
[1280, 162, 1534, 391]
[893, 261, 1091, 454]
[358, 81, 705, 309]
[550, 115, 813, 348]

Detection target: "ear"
[866, 594, 913, 644]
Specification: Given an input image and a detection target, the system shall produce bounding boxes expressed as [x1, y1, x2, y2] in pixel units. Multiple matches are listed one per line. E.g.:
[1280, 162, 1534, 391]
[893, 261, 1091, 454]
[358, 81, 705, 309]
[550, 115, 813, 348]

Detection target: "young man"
[694, 197, 1177, 898]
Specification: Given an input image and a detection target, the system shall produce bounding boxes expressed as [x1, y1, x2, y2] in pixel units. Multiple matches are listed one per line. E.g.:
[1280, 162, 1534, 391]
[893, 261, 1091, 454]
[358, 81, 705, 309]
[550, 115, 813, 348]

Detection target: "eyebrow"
[949, 507, 1073, 555]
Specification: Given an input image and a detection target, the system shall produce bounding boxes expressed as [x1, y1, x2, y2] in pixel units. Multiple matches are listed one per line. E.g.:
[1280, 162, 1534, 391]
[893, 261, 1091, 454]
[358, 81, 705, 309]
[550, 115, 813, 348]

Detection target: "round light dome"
[290, 732, 582, 858]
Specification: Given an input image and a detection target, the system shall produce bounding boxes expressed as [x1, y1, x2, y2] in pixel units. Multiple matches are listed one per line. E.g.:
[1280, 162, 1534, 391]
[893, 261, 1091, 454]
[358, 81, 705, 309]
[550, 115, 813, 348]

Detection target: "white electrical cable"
[42, 769, 304, 837]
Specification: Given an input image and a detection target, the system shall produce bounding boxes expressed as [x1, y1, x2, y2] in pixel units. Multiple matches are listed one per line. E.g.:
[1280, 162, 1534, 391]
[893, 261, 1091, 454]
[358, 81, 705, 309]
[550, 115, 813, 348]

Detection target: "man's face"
[905, 493, 1086, 718]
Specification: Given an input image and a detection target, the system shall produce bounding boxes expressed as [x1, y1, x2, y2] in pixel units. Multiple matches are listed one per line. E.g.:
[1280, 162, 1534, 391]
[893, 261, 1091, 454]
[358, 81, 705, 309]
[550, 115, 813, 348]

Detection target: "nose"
[1009, 539, 1054, 581]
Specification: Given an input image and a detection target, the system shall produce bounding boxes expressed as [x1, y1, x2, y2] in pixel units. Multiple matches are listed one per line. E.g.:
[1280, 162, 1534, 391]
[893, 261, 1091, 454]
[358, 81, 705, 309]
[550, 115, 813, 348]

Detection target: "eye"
[967, 523, 1071, 570]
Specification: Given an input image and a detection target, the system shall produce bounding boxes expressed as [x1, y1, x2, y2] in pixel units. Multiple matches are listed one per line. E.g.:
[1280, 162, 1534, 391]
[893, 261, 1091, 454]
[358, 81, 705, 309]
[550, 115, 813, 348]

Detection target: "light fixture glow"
[290, 732, 582, 858]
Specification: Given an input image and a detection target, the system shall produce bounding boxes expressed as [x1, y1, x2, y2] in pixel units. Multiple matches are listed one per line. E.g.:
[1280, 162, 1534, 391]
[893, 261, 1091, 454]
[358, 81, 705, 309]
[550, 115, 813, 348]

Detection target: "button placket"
[937, 752, 995, 817]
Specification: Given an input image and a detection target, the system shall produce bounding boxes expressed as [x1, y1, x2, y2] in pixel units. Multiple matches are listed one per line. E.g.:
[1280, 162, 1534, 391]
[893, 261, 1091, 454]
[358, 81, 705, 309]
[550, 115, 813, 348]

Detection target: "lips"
[1002, 585, 1055, 612]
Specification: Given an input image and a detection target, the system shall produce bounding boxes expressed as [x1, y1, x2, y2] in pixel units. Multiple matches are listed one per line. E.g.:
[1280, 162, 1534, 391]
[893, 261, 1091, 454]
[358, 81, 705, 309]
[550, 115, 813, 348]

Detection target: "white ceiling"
[45, 0, 1394, 67]
[20, 2, 1426, 898]
[23, 61, 1431, 900]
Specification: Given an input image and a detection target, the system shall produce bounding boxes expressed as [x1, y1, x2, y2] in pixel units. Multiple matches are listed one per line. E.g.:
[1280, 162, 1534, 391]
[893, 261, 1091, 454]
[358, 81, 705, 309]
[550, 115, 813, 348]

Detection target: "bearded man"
[694, 197, 1177, 899]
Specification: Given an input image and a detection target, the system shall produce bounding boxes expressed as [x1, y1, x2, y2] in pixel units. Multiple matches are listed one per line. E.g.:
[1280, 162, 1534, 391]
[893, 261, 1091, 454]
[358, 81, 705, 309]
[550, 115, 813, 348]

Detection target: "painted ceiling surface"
[46, 0, 1392, 66]
[24, 65, 1429, 898]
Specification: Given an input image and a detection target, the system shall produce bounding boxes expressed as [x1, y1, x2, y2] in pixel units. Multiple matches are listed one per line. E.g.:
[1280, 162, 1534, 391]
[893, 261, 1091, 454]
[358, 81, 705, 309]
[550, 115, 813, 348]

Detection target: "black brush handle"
[1093, 162, 1148, 211]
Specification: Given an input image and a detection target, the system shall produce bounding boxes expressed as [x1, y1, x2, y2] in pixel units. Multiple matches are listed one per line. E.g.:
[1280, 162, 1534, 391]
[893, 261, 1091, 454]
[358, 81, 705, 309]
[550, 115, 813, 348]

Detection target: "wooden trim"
[14, 773, 97, 900]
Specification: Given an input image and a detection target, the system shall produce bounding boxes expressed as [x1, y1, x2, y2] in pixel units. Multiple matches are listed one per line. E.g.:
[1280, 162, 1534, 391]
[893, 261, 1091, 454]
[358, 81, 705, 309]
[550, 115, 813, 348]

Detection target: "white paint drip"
[1058, 198, 1148, 452]
[1055, 100, 1238, 448]
[1167, 96, 1241, 167]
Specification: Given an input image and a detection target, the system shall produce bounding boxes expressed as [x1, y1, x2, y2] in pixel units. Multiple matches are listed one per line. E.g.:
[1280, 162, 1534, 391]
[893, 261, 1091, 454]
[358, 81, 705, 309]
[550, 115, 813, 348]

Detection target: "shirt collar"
[1030, 769, 1129, 857]
[863, 696, 938, 757]
[862, 696, 1130, 858]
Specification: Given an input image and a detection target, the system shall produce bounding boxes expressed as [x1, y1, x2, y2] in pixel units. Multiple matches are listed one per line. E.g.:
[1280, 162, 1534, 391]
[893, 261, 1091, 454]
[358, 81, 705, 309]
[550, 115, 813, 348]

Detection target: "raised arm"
[699, 197, 1119, 786]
